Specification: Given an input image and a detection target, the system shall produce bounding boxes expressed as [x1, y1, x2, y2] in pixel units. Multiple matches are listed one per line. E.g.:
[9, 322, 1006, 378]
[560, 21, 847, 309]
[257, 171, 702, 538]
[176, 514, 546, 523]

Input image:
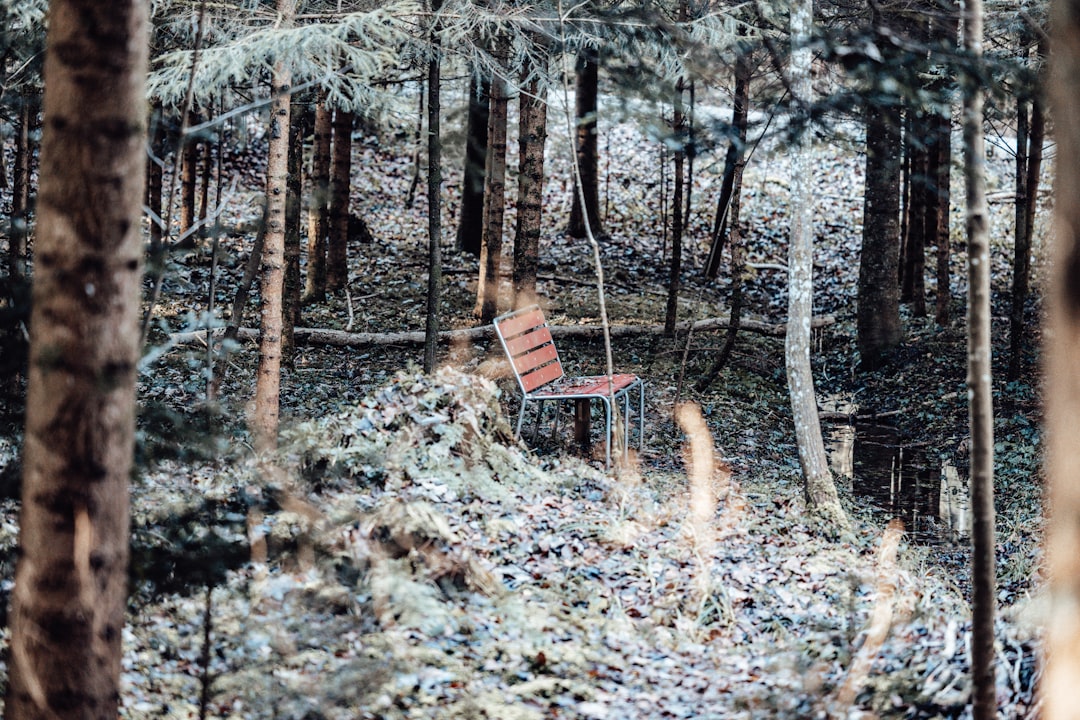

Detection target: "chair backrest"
[493, 305, 565, 393]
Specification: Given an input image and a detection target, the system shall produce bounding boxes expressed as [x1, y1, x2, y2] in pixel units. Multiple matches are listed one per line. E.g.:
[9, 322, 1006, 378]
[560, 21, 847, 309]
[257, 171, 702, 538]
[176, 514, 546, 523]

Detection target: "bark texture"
[181, 108, 199, 239]
[513, 53, 548, 310]
[9, 93, 33, 285]
[568, 50, 603, 238]
[327, 109, 353, 292]
[1009, 41, 1045, 380]
[424, 0, 443, 372]
[962, 2, 995, 717]
[932, 107, 953, 326]
[5, 1, 148, 717]
[664, 80, 686, 338]
[456, 74, 489, 256]
[304, 95, 331, 302]
[786, 0, 847, 529]
[857, 103, 903, 369]
[704, 49, 750, 279]
[252, 0, 295, 453]
[900, 129, 927, 315]
[475, 43, 509, 323]
[283, 96, 304, 363]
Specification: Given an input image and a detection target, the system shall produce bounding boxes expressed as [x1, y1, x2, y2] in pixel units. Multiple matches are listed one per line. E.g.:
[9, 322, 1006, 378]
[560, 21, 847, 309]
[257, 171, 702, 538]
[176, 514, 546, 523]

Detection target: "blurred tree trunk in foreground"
[1042, 1, 1080, 716]
[4, 0, 148, 716]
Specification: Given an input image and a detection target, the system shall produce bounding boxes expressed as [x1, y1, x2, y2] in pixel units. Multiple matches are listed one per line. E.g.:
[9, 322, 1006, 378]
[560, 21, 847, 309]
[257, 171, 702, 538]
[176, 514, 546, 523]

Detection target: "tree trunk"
[787, 0, 847, 529]
[198, 111, 214, 231]
[568, 50, 603, 238]
[4, 1, 148, 717]
[424, 0, 443, 373]
[1009, 71, 1030, 381]
[901, 127, 928, 315]
[456, 74, 490, 256]
[857, 100, 903, 369]
[513, 49, 548, 310]
[696, 51, 752, 390]
[283, 95, 304, 364]
[304, 95, 331, 302]
[147, 102, 167, 255]
[696, 140, 748, 391]
[704, 49, 750, 279]
[475, 42, 509, 323]
[932, 1, 958, 326]
[933, 108, 953, 326]
[664, 80, 686, 337]
[327, 109, 353, 292]
[174, 313, 837, 349]
[962, 1, 995, 717]
[252, 0, 295, 454]
[9, 93, 33, 287]
[1010, 41, 1046, 380]
[1043, 3, 1080, 714]
[181, 108, 199, 240]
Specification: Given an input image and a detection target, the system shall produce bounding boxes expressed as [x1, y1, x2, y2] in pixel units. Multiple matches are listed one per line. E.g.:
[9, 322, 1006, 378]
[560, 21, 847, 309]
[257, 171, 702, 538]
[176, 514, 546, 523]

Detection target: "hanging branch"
[558, 0, 614, 388]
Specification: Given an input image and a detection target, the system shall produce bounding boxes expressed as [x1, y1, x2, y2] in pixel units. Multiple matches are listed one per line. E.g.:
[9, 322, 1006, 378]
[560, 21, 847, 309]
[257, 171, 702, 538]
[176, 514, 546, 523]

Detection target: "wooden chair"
[493, 305, 645, 468]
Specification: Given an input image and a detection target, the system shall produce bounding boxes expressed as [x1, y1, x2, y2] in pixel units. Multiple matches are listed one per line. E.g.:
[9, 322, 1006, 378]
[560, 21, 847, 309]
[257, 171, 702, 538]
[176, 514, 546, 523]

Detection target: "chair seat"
[528, 374, 640, 399]
[492, 304, 645, 468]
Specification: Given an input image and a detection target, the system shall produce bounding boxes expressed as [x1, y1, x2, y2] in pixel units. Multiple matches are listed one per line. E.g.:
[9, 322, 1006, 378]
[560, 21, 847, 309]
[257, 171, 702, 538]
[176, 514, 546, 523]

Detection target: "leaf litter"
[0, 81, 1047, 718]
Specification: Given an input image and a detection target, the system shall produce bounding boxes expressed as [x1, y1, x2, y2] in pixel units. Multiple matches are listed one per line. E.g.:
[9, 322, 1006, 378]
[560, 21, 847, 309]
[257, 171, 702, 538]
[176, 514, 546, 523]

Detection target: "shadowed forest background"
[0, 0, 1065, 718]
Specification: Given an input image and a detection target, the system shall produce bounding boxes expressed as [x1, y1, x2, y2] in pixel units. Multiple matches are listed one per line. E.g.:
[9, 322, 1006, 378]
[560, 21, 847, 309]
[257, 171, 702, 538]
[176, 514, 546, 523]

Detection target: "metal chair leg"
[601, 397, 613, 469]
[638, 382, 645, 450]
[515, 400, 528, 439]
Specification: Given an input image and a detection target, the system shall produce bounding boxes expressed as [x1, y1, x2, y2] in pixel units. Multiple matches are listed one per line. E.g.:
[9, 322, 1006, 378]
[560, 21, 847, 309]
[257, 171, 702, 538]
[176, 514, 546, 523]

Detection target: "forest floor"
[0, 92, 1047, 718]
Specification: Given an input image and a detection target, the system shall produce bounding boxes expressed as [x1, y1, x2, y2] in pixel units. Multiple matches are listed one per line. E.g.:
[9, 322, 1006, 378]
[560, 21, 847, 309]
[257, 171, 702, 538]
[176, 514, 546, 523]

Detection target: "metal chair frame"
[493, 305, 645, 468]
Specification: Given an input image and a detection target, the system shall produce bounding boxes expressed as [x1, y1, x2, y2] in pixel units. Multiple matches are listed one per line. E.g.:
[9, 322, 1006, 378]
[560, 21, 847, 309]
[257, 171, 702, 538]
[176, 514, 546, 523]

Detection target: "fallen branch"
[170, 314, 836, 348]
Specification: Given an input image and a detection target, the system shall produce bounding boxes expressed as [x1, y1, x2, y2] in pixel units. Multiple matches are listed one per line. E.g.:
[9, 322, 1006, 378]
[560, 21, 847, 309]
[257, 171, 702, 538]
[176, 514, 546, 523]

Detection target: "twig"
[558, 0, 617, 449]
[345, 286, 355, 332]
[197, 584, 214, 720]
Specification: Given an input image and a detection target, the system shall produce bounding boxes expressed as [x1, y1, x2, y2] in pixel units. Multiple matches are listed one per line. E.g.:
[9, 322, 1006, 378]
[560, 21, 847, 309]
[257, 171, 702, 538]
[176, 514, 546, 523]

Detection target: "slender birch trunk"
[786, 0, 847, 529]
[962, 0, 996, 716]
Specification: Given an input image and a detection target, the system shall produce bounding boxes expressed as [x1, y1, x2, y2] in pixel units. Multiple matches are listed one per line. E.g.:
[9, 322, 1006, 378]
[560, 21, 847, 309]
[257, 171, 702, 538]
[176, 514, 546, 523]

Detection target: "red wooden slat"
[537, 374, 638, 397]
[521, 360, 564, 391]
[495, 308, 546, 339]
[513, 343, 559, 374]
[505, 327, 553, 356]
